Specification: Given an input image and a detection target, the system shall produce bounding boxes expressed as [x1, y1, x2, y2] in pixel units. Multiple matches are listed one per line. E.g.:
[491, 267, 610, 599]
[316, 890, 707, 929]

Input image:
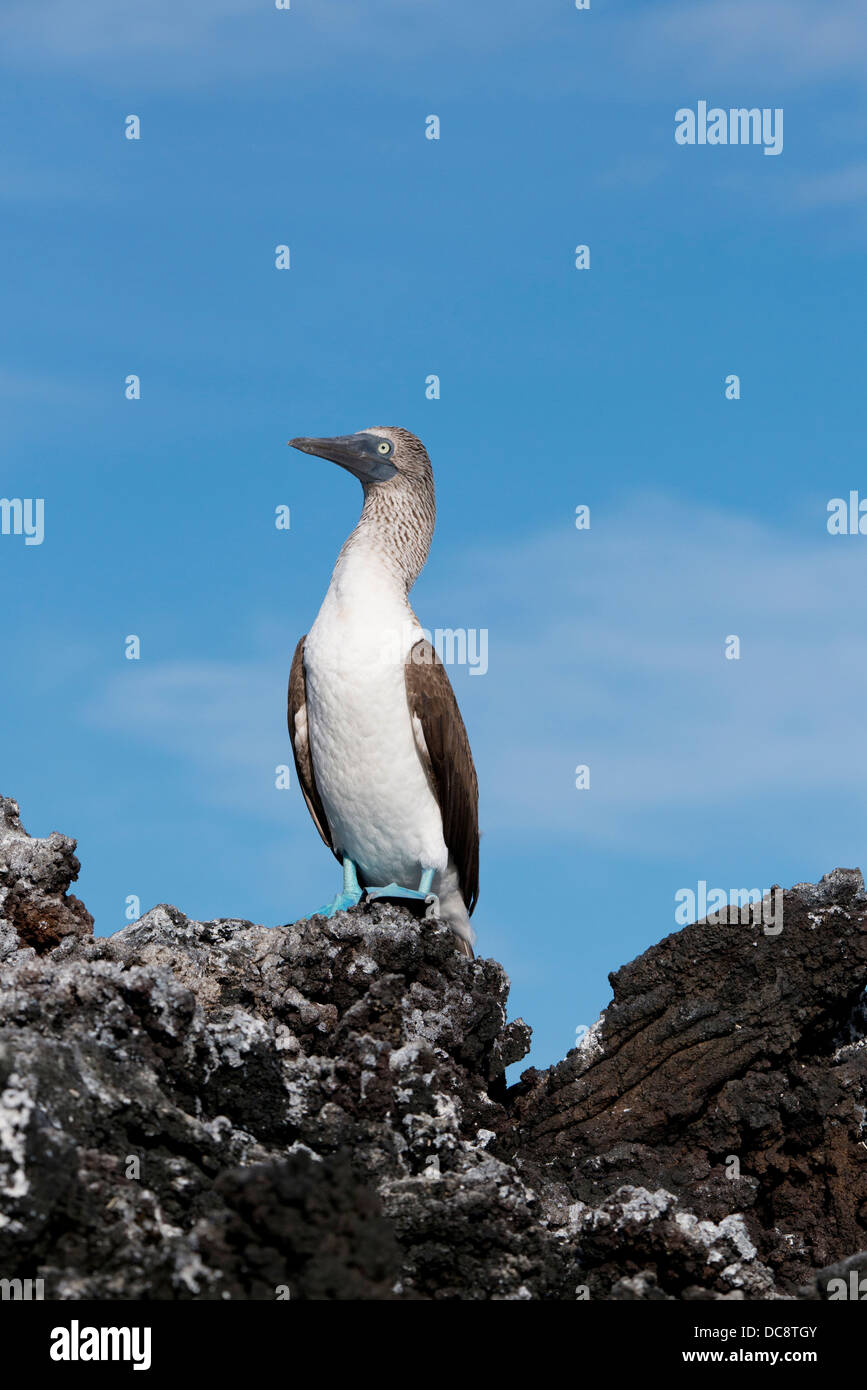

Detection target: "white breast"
[303, 548, 448, 886]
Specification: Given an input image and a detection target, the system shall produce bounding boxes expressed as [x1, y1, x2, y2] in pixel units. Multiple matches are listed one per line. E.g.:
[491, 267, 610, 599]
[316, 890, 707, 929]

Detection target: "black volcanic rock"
[0, 797, 865, 1300]
[510, 869, 867, 1295]
[0, 796, 92, 956]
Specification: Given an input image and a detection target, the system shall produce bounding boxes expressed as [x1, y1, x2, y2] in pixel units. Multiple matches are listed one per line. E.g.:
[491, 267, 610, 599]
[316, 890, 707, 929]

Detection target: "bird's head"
[288, 426, 436, 584]
[288, 426, 433, 493]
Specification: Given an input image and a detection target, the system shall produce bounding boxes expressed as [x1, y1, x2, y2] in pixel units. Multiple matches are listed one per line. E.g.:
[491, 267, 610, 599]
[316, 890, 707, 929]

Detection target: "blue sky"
[2, 0, 867, 1073]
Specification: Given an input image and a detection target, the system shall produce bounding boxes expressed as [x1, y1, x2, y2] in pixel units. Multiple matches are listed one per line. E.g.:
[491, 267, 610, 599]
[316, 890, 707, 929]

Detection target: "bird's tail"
[435, 861, 476, 958]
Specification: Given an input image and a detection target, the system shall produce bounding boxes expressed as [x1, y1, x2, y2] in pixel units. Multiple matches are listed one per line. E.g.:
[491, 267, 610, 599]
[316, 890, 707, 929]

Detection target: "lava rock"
[0, 798, 92, 955]
[0, 799, 865, 1299]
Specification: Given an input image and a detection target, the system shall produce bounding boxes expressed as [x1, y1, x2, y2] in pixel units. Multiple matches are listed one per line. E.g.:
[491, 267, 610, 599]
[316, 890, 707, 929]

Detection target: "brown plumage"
[286, 425, 480, 956]
[287, 632, 480, 936]
[287, 636, 338, 863]
[404, 639, 479, 918]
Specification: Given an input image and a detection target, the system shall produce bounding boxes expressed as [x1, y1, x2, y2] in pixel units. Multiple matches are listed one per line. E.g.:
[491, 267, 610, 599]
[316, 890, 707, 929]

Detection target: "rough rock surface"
[0, 796, 865, 1300]
[0, 798, 92, 957]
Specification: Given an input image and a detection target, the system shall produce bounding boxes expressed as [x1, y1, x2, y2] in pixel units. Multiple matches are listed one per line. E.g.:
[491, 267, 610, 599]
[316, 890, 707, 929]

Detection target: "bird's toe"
[309, 888, 362, 919]
[365, 882, 427, 902]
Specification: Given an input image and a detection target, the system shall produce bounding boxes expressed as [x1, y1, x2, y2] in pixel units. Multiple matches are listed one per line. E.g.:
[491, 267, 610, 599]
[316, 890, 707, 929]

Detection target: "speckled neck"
[335, 475, 436, 596]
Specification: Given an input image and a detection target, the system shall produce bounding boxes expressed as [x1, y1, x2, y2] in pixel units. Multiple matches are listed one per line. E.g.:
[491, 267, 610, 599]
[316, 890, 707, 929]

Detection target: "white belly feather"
[303, 565, 448, 887]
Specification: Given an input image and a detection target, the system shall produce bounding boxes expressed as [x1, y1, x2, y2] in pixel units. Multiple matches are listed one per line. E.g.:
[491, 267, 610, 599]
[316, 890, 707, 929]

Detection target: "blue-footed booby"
[287, 427, 479, 957]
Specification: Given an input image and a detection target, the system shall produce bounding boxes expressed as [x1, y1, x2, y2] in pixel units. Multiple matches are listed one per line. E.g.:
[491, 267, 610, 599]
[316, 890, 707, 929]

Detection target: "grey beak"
[288, 432, 397, 484]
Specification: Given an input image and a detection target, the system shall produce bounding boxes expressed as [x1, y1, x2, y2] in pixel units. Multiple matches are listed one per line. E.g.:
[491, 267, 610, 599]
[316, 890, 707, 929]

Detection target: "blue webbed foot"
[311, 886, 363, 919]
[365, 882, 429, 903]
[308, 856, 363, 919]
[364, 868, 438, 917]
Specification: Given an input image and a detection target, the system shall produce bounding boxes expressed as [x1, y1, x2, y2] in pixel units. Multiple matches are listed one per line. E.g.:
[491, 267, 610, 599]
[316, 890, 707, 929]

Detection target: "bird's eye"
[376, 441, 391, 455]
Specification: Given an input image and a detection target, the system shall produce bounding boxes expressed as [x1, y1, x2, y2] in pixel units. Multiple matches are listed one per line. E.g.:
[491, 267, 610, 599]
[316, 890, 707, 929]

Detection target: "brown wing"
[405, 640, 479, 915]
[288, 636, 340, 863]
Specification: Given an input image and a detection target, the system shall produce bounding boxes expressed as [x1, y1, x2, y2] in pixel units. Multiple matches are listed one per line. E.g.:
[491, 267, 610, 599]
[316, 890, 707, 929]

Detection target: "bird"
[286, 427, 479, 957]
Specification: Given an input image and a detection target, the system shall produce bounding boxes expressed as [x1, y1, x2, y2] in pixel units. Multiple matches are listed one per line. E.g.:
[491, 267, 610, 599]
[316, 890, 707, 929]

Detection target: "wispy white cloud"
[86, 656, 290, 820]
[85, 494, 867, 861]
[595, 157, 670, 192]
[0, 168, 103, 203]
[629, 0, 867, 86]
[4, 0, 865, 93]
[454, 496, 867, 850]
[793, 162, 867, 208]
[0, 0, 539, 83]
[0, 366, 97, 405]
[0, 0, 262, 61]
